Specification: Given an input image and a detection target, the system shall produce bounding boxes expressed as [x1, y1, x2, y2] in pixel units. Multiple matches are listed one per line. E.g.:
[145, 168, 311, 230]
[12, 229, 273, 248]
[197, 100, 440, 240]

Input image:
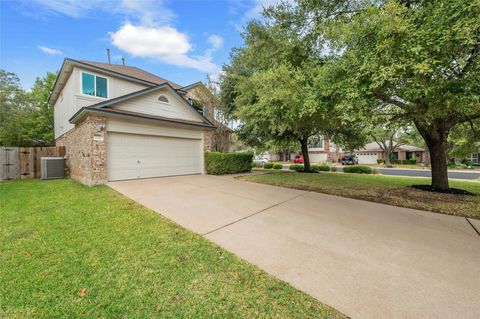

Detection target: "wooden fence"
[0, 146, 66, 180]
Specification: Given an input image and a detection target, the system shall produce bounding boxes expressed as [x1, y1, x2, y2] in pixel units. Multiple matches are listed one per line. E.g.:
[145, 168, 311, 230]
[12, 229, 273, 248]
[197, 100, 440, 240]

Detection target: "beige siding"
[113, 88, 202, 122]
[106, 118, 203, 139]
[54, 67, 77, 139]
[112, 77, 148, 97]
[54, 66, 149, 139]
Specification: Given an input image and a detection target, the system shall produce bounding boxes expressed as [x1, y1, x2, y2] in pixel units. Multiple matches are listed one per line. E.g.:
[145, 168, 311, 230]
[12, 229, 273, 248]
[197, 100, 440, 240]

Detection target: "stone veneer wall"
[203, 131, 213, 152]
[56, 115, 107, 186]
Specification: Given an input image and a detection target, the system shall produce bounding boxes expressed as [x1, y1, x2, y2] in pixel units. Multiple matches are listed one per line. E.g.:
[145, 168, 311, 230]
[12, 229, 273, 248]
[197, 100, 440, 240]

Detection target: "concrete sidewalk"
[108, 175, 480, 319]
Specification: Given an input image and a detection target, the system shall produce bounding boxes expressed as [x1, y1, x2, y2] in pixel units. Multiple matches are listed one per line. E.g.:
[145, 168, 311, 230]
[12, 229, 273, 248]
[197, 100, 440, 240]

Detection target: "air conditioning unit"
[41, 157, 65, 180]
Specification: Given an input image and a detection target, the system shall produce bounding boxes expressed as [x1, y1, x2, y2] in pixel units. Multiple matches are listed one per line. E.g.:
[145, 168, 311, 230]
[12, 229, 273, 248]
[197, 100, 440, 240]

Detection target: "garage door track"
[108, 174, 480, 319]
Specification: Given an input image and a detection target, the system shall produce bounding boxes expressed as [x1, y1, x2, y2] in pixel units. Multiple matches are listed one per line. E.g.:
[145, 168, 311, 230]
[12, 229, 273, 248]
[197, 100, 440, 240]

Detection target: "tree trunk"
[425, 137, 449, 191]
[300, 138, 311, 172]
[384, 151, 391, 165]
[416, 121, 450, 191]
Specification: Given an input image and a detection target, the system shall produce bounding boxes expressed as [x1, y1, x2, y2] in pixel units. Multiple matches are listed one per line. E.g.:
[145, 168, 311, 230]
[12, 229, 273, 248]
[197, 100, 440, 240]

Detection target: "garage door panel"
[356, 153, 378, 164]
[107, 133, 201, 181]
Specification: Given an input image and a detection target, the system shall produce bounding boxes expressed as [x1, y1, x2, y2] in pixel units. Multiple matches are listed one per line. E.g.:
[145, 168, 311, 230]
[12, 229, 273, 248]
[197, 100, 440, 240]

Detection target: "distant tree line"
[0, 70, 57, 146]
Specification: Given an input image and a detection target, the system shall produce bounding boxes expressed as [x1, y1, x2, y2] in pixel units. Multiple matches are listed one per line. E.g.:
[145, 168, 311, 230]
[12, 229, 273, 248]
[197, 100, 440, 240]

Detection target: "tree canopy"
[220, 18, 363, 171]
[330, 0, 478, 190]
[0, 70, 57, 146]
[235, 0, 479, 190]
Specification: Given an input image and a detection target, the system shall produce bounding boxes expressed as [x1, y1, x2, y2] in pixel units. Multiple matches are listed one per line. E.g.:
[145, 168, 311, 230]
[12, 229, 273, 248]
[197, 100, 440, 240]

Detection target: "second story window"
[81, 72, 108, 98]
[309, 137, 324, 149]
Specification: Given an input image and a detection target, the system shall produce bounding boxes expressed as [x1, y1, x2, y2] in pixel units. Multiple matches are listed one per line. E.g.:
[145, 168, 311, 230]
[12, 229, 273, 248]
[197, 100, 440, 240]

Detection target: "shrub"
[273, 163, 283, 169]
[312, 164, 330, 172]
[205, 152, 253, 175]
[447, 162, 457, 168]
[377, 159, 384, 164]
[391, 159, 401, 164]
[343, 165, 373, 174]
[408, 158, 417, 164]
[263, 162, 274, 169]
[289, 164, 304, 171]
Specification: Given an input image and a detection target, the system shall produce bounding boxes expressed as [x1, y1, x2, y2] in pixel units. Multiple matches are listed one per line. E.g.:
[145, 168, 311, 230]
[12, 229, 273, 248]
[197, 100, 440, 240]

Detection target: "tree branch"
[372, 90, 407, 110]
[459, 38, 480, 76]
[456, 112, 480, 124]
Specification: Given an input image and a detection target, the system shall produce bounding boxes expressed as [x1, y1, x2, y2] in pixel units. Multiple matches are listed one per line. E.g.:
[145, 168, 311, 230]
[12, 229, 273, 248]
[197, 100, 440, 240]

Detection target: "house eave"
[49, 58, 182, 106]
[69, 107, 215, 130]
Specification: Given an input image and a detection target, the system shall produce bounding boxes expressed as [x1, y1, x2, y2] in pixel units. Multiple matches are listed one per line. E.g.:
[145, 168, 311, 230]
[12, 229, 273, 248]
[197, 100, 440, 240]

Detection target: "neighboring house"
[51, 58, 226, 185]
[354, 142, 426, 164]
[308, 137, 343, 163]
[467, 153, 479, 164]
[262, 136, 343, 163]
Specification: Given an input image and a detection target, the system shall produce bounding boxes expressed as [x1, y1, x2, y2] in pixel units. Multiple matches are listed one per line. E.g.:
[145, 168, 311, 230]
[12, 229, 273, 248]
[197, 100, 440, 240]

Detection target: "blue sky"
[0, 0, 275, 89]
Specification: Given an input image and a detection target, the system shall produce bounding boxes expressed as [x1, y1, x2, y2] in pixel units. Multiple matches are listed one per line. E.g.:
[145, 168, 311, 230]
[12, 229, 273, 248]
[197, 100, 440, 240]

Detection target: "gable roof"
[69, 83, 214, 129]
[72, 107, 215, 129]
[49, 58, 187, 105]
[358, 142, 425, 152]
[77, 60, 183, 89]
[179, 81, 203, 92]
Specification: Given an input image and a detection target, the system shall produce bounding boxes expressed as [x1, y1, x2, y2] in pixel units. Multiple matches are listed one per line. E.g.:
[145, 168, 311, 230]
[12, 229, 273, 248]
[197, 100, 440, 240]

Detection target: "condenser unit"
[41, 157, 65, 180]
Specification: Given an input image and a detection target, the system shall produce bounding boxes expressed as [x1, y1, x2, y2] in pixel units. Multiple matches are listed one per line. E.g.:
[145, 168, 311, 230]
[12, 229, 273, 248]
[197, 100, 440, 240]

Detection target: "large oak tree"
[272, 0, 480, 190]
[221, 16, 361, 171]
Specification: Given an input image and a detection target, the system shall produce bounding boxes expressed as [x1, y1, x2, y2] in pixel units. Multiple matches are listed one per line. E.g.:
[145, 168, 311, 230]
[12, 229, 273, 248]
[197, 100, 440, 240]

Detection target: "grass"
[241, 171, 480, 219]
[0, 179, 344, 319]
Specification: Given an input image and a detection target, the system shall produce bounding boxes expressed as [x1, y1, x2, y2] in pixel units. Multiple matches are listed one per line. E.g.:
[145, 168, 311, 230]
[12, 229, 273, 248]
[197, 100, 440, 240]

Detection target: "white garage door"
[309, 152, 328, 163]
[107, 133, 202, 181]
[356, 152, 378, 164]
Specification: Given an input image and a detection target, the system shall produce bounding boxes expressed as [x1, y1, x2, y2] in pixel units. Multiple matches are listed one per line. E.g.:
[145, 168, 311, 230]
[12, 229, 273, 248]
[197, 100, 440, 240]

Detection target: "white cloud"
[111, 24, 190, 57]
[28, 0, 174, 25]
[38, 45, 63, 55]
[111, 23, 220, 73]
[29, 0, 109, 17]
[207, 35, 224, 50]
[29, 0, 221, 73]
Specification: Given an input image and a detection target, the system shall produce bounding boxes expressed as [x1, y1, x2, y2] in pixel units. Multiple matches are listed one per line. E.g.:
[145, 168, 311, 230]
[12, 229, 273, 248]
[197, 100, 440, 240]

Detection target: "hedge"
[273, 163, 283, 169]
[289, 164, 304, 171]
[263, 162, 274, 169]
[389, 158, 417, 165]
[205, 152, 254, 175]
[311, 164, 330, 172]
[342, 165, 374, 174]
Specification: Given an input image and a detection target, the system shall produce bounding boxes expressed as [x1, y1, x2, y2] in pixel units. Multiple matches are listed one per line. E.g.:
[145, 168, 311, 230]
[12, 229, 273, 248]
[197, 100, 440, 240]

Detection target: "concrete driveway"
[108, 174, 480, 319]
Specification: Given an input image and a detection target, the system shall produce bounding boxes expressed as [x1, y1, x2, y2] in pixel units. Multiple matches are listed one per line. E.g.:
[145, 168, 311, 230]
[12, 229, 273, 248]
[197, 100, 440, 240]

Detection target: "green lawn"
[242, 171, 480, 219]
[0, 179, 344, 319]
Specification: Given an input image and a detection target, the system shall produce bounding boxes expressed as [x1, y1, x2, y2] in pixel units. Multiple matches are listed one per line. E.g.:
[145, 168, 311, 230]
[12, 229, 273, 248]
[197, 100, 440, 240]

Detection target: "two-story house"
[308, 136, 343, 163]
[51, 58, 222, 185]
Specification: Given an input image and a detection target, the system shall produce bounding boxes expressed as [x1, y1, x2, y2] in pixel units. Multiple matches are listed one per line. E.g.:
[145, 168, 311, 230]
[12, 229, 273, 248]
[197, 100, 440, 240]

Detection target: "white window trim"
[80, 71, 108, 99]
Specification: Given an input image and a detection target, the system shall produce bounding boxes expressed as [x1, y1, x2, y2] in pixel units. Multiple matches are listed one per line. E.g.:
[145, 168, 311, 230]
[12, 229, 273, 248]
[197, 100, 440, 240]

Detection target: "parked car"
[254, 155, 270, 166]
[294, 155, 304, 164]
[341, 155, 358, 165]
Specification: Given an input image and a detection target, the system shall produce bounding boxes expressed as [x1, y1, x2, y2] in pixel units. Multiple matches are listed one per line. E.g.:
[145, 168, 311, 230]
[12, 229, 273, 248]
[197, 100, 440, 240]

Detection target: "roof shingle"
[78, 60, 183, 89]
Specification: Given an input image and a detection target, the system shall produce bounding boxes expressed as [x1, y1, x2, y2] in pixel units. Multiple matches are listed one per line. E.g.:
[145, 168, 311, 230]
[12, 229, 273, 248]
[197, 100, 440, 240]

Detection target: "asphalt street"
[336, 166, 480, 180]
